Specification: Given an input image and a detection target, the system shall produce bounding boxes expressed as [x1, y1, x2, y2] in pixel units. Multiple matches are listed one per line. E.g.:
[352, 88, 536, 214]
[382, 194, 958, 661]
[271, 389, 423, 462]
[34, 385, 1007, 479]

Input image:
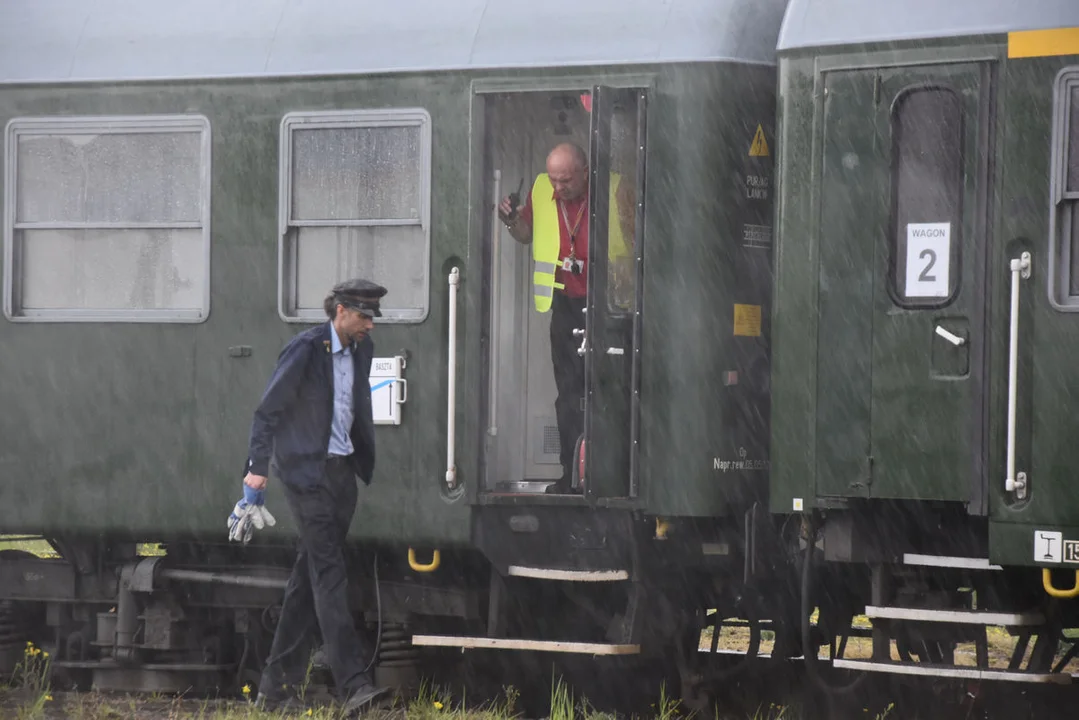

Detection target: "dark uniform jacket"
[247, 322, 376, 487]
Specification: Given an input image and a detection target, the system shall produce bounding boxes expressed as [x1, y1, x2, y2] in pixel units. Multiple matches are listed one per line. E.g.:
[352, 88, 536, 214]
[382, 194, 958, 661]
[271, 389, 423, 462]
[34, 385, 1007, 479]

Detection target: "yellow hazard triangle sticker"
[749, 124, 769, 157]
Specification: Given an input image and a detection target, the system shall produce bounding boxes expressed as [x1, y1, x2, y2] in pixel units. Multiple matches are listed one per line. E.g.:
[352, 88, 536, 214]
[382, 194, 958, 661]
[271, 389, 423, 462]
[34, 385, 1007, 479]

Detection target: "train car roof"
[778, 0, 1079, 51]
[0, 0, 787, 85]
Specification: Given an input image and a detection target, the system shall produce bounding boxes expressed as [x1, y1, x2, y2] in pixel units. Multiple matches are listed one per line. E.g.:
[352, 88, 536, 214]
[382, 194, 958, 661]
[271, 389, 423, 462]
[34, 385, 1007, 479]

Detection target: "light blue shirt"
[327, 326, 355, 457]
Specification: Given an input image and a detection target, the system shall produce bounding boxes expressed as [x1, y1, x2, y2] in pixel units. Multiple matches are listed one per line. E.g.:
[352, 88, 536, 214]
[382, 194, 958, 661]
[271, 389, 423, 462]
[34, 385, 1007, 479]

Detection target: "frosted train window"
[3, 116, 210, 322]
[1050, 69, 1079, 309]
[890, 87, 963, 307]
[279, 110, 431, 323]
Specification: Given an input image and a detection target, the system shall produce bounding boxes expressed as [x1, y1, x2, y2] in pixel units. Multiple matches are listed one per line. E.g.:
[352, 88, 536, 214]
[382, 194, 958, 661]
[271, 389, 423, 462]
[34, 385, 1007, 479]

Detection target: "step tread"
[410, 634, 639, 655]
[832, 658, 1070, 684]
[864, 605, 1044, 626]
[507, 565, 629, 581]
[902, 553, 1002, 570]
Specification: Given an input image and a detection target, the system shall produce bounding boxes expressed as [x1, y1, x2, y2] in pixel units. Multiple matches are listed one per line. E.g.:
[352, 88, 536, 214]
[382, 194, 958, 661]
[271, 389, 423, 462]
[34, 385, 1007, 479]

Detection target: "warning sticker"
[749, 124, 769, 157]
[733, 304, 762, 337]
[743, 224, 772, 249]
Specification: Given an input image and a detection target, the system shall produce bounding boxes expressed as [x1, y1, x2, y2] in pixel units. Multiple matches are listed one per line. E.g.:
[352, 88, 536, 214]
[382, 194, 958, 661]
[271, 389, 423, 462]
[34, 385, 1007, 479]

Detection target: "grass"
[0, 535, 164, 559]
[0, 656, 906, 720]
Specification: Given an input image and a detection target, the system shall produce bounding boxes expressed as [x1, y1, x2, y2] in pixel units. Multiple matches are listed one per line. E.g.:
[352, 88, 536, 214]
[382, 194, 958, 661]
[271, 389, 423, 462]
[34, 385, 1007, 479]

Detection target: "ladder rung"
[864, 606, 1043, 626]
[507, 565, 629, 581]
[410, 635, 639, 655]
[832, 659, 1070, 684]
[902, 553, 1002, 570]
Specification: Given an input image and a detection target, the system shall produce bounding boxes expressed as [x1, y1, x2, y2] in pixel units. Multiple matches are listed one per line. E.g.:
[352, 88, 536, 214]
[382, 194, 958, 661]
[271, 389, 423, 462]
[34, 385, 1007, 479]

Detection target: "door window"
[891, 87, 964, 307]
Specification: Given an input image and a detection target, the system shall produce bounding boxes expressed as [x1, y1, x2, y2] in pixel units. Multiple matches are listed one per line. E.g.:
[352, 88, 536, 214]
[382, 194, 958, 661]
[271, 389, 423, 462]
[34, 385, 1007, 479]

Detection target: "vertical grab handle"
[488, 171, 502, 437]
[446, 267, 460, 489]
[1004, 251, 1031, 500]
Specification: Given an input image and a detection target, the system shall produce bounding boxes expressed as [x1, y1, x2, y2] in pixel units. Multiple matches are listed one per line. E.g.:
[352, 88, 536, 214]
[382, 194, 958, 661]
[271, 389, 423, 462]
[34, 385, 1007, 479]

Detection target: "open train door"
[581, 86, 647, 499]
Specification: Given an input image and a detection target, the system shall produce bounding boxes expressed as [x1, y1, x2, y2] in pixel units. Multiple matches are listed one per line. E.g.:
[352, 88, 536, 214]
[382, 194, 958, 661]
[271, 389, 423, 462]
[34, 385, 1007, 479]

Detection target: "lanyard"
[558, 199, 586, 258]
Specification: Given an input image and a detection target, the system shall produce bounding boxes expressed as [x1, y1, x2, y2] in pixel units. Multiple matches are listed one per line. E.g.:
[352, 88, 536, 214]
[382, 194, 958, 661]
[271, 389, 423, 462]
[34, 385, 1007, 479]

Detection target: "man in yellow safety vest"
[497, 143, 632, 493]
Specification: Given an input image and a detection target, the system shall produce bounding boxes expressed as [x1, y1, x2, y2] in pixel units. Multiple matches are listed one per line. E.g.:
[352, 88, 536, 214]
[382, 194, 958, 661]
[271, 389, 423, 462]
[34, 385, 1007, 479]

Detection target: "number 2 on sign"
[918, 249, 936, 282]
[905, 222, 950, 298]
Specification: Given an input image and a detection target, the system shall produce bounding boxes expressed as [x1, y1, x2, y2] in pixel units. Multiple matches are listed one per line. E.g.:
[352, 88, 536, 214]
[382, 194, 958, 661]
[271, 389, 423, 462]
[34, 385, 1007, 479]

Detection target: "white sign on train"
[1035, 530, 1063, 563]
[369, 356, 406, 426]
[905, 222, 951, 298]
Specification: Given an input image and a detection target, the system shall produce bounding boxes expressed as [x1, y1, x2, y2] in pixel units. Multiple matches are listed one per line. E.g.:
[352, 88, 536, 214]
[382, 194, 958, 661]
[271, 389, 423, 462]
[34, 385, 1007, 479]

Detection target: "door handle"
[934, 325, 966, 346]
[1005, 251, 1032, 500]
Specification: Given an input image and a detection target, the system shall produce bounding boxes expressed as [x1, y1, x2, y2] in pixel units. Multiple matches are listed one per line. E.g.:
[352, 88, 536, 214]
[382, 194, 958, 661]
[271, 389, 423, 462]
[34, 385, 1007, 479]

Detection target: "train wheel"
[676, 604, 763, 714]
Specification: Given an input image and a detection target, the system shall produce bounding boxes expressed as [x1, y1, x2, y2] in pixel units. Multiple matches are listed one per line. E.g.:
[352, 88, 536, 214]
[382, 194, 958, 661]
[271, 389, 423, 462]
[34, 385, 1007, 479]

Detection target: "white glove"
[227, 485, 277, 544]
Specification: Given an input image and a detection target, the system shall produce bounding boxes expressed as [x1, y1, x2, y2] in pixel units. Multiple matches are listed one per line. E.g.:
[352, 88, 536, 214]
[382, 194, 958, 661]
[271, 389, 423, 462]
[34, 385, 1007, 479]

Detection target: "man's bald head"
[546, 143, 589, 202]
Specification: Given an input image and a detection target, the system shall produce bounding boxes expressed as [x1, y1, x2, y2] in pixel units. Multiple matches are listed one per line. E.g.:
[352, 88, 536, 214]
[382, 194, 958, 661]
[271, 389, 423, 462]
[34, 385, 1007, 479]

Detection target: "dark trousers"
[259, 457, 371, 698]
[550, 292, 586, 482]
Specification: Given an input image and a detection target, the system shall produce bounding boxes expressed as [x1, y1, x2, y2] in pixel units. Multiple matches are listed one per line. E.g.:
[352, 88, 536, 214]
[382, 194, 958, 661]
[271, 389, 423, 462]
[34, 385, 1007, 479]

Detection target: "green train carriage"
[771, 0, 1079, 687]
[0, 0, 788, 698]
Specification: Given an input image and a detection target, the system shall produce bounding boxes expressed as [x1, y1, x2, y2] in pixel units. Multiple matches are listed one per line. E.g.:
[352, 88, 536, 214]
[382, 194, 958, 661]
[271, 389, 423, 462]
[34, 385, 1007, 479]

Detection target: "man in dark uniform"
[244, 278, 390, 715]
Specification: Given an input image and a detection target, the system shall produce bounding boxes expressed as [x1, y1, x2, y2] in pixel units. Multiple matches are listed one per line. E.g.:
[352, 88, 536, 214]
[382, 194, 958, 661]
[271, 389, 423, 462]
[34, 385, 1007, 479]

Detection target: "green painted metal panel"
[864, 62, 990, 503]
[814, 69, 878, 499]
[0, 74, 476, 543]
[774, 36, 1079, 571]
[774, 50, 994, 508]
[990, 54, 1079, 558]
[0, 60, 779, 547]
[636, 65, 776, 518]
[768, 57, 820, 515]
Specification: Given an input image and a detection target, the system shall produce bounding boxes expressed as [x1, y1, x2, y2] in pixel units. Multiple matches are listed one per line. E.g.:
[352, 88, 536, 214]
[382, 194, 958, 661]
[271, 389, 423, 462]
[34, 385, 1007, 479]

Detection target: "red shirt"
[519, 185, 589, 299]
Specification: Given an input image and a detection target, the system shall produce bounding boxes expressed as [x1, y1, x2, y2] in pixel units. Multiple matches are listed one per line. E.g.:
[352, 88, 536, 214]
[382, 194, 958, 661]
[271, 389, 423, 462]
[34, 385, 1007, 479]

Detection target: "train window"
[1050, 69, 1079, 308]
[279, 109, 431, 323]
[1069, 83, 1079, 194]
[3, 116, 210, 322]
[890, 87, 963, 307]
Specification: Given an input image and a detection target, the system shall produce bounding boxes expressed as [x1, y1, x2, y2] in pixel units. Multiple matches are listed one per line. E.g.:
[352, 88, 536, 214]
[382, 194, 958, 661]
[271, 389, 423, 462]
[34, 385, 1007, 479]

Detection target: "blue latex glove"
[228, 483, 277, 544]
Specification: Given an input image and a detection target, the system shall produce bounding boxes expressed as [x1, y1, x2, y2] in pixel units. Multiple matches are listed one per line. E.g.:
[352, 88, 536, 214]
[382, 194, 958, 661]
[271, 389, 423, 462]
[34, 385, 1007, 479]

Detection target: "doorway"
[479, 87, 646, 498]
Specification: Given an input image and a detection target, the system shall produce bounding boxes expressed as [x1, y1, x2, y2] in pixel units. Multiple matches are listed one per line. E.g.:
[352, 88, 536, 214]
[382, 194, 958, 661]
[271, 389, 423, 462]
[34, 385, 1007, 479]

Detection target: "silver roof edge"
[778, 0, 1079, 52]
[0, 0, 788, 85]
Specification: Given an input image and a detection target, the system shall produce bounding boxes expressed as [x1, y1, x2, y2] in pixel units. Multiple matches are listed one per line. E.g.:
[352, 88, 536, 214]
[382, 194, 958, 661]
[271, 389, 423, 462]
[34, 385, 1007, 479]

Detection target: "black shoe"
[545, 478, 580, 495]
[545, 471, 573, 494]
[341, 684, 392, 716]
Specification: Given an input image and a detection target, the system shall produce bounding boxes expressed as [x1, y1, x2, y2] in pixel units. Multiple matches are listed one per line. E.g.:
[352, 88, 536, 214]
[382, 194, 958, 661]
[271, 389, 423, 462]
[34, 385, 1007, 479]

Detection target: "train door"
[478, 85, 645, 499]
[581, 86, 646, 499]
[816, 62, 992, 505]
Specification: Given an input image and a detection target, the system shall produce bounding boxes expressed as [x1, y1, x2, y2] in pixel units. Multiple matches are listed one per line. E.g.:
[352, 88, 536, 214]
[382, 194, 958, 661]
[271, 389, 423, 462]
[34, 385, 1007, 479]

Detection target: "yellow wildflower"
[306, 710, 313, 717]
[42, 651, 49, 658]
[45, 695, 53, 702]
[434, 701, 444, 710]
[242, 684, 251, 696]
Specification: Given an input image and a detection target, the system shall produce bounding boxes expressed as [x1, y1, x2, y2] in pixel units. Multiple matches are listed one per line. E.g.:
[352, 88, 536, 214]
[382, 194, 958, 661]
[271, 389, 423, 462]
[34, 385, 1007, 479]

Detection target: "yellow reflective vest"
[530, 173, 630, 313]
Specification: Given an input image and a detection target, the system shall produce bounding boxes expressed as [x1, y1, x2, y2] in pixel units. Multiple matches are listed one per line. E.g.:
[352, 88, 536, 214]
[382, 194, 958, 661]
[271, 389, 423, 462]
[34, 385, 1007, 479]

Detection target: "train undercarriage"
[2, 503, 1077, 715]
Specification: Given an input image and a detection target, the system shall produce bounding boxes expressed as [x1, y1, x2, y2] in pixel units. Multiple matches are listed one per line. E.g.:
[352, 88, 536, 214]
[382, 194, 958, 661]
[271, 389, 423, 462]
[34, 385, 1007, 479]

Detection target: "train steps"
[411, 563, 642, 656]
[835, 553, 1075, 685]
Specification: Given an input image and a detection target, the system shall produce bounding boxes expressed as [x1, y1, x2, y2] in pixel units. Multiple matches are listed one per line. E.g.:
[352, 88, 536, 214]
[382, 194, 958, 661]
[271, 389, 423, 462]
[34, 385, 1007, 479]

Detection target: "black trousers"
[550, 292, 586, 481]
[259, 457, 371, 698]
